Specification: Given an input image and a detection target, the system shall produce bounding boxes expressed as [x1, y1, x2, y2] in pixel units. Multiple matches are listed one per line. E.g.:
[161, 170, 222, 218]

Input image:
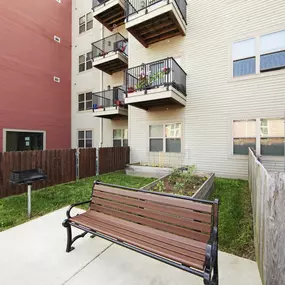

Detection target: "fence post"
[96, 148, 100, 175]
[76, 148, 80, 181]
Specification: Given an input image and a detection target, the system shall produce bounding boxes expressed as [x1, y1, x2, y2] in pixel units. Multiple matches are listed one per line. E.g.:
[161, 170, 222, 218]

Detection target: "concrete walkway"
[0, 208, 262, 285]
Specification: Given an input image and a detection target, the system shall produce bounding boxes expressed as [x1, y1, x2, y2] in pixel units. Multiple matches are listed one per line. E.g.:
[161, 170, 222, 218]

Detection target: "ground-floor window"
[233, 118, 284, 156]
[78, 130, 93, 148]
[149, 123, 181, 153]
[113, 129, 128, 147]
[5, 130, 45, 152]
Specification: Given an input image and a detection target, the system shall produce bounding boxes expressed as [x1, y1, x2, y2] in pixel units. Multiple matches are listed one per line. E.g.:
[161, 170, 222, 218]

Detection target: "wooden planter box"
[141, 171, 215, 200]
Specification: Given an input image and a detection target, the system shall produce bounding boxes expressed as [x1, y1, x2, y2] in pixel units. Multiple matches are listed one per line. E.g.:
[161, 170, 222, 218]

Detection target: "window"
[260, 30, 285, 72]
[232, 30, 285, 77]
[79, 13, 93, 34]
[232, 118, 284, 156]
[260, 118, 284, 156]
[78, 92, 93, 111]
[232, 38, 256, 77]
[5, 131, 44, 152]
[78, 130, 92, 148]
[149, 123, 182, 153]
[113, 129, 128, 147]
[79, 52, 92, 73]
[233, 120, 256, 155]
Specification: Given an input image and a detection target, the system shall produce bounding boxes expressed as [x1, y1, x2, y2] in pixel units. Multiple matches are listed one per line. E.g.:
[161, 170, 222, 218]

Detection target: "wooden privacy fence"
[248, 148, 285, 285]
[99, 147, 130, 175]
[0, 148, 97, 198]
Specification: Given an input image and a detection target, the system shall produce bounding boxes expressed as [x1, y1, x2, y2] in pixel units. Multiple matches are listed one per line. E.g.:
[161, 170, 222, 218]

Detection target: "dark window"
[78, 130, 92, 148]
[6, 131, 44, 152]
[113, 140, 122, 147]
[149, 139, 163, 152]
[233, 57, 256, 77]
[260, 51, 285, 72]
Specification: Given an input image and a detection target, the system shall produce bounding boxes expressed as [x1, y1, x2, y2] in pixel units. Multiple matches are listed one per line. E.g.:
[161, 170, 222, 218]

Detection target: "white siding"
[129, 0, 285, 178]
[72, 0, 127, 148]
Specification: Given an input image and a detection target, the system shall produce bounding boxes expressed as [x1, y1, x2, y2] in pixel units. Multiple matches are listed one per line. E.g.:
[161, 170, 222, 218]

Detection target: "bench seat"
[71, 210, 207, 270]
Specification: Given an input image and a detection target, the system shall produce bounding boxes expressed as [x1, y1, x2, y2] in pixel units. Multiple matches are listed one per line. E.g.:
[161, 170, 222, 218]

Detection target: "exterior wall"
[128, 0, 285, 178]
[0, 0, 71, 151]
[71, 0, 127, 148]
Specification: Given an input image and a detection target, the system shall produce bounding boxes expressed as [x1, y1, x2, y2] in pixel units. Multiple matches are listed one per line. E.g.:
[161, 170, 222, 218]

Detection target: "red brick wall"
[0, 0, 71, 151]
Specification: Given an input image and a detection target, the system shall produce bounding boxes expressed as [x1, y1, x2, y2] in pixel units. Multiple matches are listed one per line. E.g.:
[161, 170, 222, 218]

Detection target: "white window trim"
[79, 12, 93, 35]
[78, 91, 93, 112]
[229, 27, 285, 82]
[2, 128, 46, 152]
[77, 129, 93, 148]
[231, 117, 284, 158]
[78, 51, 93, 74]
[148, 123, 182, 153]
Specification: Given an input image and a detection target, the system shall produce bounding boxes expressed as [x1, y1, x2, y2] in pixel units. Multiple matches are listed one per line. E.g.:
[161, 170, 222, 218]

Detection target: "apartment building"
[73, 0, 285, 179]
[0, 0, 71, 152]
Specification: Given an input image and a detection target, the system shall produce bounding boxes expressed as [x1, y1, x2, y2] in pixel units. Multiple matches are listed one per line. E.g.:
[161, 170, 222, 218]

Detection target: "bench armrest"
[66, 200, 92, 219]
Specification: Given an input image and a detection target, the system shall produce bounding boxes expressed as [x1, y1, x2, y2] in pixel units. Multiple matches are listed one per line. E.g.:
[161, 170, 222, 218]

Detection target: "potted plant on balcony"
[128, 86, 135, 93]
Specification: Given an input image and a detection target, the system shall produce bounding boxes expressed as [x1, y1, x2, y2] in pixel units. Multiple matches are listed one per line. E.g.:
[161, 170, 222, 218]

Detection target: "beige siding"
[129, 0, 285, 178]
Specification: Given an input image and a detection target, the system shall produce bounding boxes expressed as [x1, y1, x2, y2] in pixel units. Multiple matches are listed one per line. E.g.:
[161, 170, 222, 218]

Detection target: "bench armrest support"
[66, 200, 92, 219]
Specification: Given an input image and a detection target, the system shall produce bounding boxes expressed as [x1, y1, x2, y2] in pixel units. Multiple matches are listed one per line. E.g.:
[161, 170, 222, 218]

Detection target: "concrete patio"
[0, 207, 262, 285]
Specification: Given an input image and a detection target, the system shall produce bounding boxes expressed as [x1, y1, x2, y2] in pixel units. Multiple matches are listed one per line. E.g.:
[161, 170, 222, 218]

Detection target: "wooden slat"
[94, 184, 212, 213]
[92, 196, 211, 233]
[71, 214, 205, 270]
[94, 204, 209, 242]
[81, 211, 206, 252]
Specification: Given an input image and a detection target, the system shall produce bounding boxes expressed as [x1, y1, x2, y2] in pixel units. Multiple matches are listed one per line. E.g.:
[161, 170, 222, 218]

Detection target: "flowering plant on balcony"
[135, 67, 171, 90]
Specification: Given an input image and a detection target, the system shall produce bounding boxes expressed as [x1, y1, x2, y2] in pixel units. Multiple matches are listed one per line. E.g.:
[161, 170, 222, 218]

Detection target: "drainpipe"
[99, 24, 104, 148]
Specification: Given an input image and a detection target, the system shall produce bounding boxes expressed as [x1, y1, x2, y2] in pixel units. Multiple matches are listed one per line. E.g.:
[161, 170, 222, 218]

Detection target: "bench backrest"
[91, 183, 216, 243]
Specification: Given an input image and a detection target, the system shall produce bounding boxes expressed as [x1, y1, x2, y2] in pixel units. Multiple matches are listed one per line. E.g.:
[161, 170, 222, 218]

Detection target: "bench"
[62, 181, 219, 285]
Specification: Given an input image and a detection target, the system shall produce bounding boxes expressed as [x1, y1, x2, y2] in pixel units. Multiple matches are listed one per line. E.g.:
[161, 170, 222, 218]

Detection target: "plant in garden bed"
[152, 165, 207, 196]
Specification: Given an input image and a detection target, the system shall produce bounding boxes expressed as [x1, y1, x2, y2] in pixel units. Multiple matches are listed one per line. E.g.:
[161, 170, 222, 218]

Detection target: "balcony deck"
[125, 57, 187, 110]
[91, 33, 128, 74]
[126, 0, 186, 47]
[92, 88, 128, 119]
[93, 0, 126, 31]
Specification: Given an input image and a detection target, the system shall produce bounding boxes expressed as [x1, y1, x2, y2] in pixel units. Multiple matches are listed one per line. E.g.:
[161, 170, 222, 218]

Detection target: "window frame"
[79, 51, 93, 73]
[231, 28, 285, 79]
[149, 123, 182, 153]
[231, 117, 284, 157]
[3, 128, 46, 152]
[77, 129, 93, 148]
[79, 13, 93, 34]
[113, 129, 128, 147]
[78, 91, 93, 112]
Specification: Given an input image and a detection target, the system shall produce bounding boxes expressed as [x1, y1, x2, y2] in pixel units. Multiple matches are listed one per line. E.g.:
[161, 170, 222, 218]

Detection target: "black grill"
[10, 168, 48, 185]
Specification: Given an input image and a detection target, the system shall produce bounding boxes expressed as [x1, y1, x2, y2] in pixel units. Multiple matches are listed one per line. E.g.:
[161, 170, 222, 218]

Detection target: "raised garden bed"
[142, 166, 215, 200]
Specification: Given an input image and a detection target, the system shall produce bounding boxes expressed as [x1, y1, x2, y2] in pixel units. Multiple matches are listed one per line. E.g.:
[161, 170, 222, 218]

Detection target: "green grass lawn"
[0, 171, 155, 232]
[210, 178, 255, 260]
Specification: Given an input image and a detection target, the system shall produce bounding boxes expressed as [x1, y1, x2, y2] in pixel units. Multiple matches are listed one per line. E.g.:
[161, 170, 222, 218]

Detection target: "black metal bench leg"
[212, 255, 219, 285]
[62, 219, 74, 253]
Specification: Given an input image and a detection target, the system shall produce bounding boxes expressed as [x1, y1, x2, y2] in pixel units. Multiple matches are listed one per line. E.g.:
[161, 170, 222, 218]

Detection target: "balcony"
[92, 33, 128, 75]
[92, 88, 128, 119]
[125, 0, 187, 47]
[125, 57, 186, 110]
[92, 0, 126, 31]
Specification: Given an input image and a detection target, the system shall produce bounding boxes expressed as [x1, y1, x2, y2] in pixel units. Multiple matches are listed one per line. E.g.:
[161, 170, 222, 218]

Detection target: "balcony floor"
[125, 86, 186, 110]
[93, 106, 128, 120]
[93, 52, 128, 75]
[127, 6, 186, 47]
[93, 2, 125, 31]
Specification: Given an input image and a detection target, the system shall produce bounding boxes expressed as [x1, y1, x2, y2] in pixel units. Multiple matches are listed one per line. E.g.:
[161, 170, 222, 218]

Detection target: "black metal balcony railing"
[125, 57, 187, 96]
[91, 33, 128, 59]
[126, 0, 187, 24]
[92, 88, 126, 110]
[92, 0, 109, 9]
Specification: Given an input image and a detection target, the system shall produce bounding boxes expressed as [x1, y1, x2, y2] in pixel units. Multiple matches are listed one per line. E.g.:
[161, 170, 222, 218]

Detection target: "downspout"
[99, 24, 104, 148]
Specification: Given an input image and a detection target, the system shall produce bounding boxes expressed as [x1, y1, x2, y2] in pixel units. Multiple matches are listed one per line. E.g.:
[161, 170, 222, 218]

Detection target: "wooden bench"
[63, 181, 219, 285]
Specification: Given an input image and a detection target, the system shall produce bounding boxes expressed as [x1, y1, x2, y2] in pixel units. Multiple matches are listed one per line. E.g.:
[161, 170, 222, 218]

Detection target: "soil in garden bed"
[153, 175, 208, 196]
